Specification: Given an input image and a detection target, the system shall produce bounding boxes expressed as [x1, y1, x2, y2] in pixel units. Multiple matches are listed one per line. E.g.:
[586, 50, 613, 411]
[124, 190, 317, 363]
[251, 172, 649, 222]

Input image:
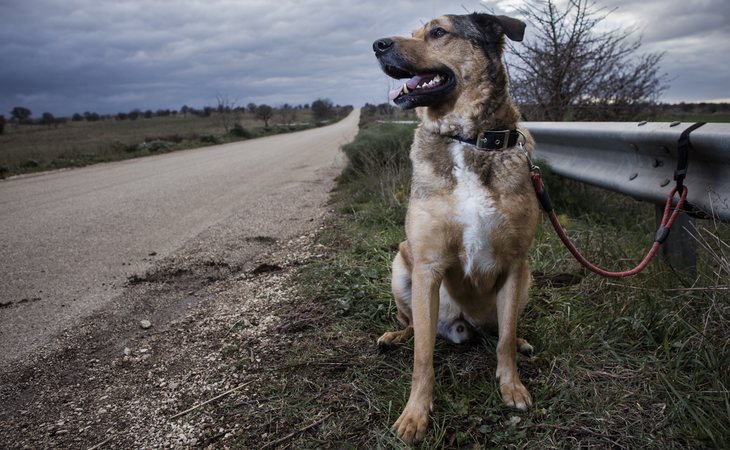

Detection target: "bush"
[199, 134, 221, 144]
[21, 159, 40, 168]
[111, 141, 140, 153]
[230, 123, 253, 138]
[138, 140, 171, 152]
[340, 122, 413, 181]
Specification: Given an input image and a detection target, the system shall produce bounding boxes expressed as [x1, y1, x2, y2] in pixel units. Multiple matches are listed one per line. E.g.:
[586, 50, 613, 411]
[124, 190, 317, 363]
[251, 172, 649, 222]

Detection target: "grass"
[222, 116, 728, 448]
[0, 108, 341, 177]
[654, 113, 730, 123]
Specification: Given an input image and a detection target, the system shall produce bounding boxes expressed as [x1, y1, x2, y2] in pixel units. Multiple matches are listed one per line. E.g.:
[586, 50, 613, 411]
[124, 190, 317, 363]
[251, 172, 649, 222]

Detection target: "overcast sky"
[1, 0, 728, 117]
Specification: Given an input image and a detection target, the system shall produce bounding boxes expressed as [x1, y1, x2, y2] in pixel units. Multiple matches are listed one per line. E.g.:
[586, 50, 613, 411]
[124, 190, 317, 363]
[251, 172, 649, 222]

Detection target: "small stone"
[140, 320, 152, 329]
[123, 347, 131, 356]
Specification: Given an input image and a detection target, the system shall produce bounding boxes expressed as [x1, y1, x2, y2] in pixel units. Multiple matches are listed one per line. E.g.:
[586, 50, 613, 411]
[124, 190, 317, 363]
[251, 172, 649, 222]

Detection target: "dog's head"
[373, 13, 525, 132]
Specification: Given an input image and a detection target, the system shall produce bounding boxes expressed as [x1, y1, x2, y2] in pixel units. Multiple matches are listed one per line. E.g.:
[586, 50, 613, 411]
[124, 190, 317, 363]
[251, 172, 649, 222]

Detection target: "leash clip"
[519, 142, 541, 174]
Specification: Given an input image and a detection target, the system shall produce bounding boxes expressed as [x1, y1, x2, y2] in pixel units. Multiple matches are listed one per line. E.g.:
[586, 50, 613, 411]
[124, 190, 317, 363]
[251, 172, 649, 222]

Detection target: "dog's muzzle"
[372, 38, 456, 109]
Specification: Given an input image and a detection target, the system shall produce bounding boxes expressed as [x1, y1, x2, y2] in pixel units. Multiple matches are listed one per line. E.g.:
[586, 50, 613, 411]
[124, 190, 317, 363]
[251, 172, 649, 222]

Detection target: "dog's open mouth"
[389, 73, 448, 101]
[382, 65, 455, 108]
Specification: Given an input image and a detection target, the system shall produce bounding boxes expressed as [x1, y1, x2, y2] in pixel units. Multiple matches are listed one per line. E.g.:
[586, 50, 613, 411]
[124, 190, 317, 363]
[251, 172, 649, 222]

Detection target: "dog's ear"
[494, 15, 526, 42]
[469, 13, 526, 43]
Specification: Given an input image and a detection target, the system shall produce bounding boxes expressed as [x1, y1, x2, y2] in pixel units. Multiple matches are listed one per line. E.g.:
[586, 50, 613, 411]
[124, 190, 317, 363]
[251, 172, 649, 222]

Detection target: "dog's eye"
[429, 27, 448, 39]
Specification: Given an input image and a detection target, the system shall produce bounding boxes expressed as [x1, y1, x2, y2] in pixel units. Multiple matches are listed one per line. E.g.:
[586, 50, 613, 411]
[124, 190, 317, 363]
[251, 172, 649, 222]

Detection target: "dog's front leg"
[393, 264, 441, 443]
[495, 259, 532, 410]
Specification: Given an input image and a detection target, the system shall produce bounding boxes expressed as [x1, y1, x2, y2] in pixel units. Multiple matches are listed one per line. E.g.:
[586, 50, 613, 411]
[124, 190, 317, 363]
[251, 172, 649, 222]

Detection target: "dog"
[373, 13, 539, 443]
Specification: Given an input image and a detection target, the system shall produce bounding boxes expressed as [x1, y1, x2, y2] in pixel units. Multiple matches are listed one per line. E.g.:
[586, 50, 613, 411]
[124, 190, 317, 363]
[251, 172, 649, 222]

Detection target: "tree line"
[0, 98, 350, 135]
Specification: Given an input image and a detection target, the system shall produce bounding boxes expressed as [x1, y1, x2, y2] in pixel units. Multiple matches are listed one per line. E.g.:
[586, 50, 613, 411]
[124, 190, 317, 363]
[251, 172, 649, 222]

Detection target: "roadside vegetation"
[231, 112, 728, 448]
[0, 100, 352, 178]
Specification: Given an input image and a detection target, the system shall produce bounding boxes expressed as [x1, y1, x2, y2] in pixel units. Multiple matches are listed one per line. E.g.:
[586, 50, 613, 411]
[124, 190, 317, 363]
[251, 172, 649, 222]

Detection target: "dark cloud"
[0, 0, 727, 117]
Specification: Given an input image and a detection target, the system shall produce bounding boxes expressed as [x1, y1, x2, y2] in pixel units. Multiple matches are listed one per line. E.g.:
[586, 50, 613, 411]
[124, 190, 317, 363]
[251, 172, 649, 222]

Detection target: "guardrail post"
[656, 205, 696, 276]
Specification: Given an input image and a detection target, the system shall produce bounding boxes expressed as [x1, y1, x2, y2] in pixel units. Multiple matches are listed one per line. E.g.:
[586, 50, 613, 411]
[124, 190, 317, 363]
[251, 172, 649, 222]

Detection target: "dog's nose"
[373, 38, 394, 54]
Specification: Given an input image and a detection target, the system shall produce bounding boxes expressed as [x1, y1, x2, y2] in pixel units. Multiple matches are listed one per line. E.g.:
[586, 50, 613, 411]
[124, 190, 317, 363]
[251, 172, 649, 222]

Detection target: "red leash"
[524, 121, 703, 278]
[530, 170, 688, 278]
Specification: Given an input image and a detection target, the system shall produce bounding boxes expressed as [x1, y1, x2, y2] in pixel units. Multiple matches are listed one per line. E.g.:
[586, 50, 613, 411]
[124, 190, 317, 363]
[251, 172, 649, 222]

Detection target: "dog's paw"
[516, 338, 534, 356]
[393, 403, 429, 444]
[377, 328, 413, 351]
[500, 380, 532, 411]
[377, 341, 395, 353]
[377, 332, 399, 351]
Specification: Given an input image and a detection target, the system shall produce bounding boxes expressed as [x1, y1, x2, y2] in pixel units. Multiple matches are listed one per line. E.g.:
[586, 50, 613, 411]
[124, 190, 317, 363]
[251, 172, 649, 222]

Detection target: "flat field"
[0, 109, 319, 177]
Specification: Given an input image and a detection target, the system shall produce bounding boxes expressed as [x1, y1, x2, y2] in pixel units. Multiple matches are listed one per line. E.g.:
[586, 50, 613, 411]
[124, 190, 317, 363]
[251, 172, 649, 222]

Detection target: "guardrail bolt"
[670, 121, 681, 127]
[629, 173, 638, 180]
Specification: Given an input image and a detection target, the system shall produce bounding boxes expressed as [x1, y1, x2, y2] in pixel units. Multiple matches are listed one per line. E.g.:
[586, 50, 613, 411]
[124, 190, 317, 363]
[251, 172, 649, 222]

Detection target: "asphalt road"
[0, 110, 359, 366]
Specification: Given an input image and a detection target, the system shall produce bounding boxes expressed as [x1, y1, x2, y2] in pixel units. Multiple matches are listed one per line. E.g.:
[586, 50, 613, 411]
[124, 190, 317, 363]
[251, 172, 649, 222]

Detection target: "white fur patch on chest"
[449, 142, 504, 275]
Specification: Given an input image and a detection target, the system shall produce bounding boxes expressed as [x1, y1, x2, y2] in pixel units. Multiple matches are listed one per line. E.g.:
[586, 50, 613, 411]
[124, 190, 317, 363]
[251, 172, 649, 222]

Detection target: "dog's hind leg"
[494, 259, 532, 410]
[378, 244, 415, 349]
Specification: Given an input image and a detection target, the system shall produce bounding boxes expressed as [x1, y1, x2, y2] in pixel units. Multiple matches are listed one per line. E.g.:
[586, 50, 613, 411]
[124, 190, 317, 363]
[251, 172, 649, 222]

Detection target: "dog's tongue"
[406, 74, 426, 89]
[389, 75, 428, 101]
[388, 85, 403, 101]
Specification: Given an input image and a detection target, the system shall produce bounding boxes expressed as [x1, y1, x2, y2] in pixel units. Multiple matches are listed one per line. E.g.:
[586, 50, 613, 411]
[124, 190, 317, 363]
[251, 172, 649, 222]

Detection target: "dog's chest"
[448, 142, 504, 274]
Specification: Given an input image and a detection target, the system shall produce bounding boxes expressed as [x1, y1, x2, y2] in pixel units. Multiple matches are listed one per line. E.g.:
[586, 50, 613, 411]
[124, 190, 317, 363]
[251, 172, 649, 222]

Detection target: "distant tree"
[128, 109, 140, 120]
[278, 103, 297, 126]
[216, 93, 240, 133]
[0, 114, 6, 134]
[143, 110, 152, 119]
[180, 105, 190, 117]
[71, 113, 83, 122]
[41, 112, 55, 127]
[246, 102, 257, 114]
[11, 106, 32, 123]
[508, 0, 667, 121]
[311, 98, 334, 122]
[116, 112, 129, 120]
[84, 112, 100, 122]
[255, 104, 274, 127]
[82, 111, 101, 122]
[202, 106, 213, 117]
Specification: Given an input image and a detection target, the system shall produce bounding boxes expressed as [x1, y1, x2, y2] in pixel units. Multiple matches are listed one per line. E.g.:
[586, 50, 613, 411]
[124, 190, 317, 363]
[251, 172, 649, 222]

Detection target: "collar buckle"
[477, 130, 512, 150]
[452, 129, 520, 151]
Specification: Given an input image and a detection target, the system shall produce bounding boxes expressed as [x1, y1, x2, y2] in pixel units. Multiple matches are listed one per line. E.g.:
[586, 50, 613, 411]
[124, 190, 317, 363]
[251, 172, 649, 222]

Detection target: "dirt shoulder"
[0, 223, 337, 449]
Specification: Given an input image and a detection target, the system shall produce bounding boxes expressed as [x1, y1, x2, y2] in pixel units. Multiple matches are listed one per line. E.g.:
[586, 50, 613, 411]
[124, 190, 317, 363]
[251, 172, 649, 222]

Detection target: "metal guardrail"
[526, 121, 730, 222]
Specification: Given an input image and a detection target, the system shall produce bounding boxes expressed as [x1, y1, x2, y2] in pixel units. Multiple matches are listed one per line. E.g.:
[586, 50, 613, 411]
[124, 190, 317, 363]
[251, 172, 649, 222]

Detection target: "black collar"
[451, 129, 521, 150]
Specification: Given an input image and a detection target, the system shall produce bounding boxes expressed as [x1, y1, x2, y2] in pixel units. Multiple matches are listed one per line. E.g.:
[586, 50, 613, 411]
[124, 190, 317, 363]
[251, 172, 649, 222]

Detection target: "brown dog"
[373, 13, 539, 443]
